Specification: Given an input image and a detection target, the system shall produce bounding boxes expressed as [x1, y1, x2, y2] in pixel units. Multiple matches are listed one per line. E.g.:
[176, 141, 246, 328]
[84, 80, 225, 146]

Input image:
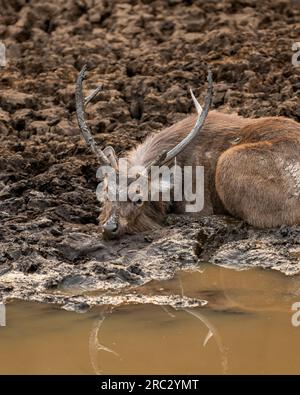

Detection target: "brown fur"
[100, 110, 300, 237]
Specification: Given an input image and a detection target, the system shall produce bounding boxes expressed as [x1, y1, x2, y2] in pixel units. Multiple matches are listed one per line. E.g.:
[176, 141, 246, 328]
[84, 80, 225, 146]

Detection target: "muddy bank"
[1, 0, 300, 309]
[1, 213, 300, 310]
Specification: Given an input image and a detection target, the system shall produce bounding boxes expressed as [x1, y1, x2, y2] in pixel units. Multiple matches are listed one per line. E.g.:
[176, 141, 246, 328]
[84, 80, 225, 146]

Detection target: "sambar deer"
[76, 65, 300, 239]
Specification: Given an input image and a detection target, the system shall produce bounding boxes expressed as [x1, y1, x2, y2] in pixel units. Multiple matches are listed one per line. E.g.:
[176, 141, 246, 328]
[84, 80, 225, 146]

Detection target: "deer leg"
[215, 142, 300, 228]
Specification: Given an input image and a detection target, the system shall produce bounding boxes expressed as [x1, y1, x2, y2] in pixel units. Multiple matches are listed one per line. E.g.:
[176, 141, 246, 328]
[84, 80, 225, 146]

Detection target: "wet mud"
[1, 0, 300, 309]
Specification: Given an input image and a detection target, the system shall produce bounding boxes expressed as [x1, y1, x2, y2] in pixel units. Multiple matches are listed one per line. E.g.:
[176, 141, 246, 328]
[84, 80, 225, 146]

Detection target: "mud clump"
[195, 216, 300, 275]
[1, 0, 300, 308]
[1, 213, 300, 309]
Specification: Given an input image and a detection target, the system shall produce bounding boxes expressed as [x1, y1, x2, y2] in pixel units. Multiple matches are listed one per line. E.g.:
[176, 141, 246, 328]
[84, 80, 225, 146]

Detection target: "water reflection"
[1, 263, 300, 374]
[89, 308, 121, 375]
[88, 305, 229, 375]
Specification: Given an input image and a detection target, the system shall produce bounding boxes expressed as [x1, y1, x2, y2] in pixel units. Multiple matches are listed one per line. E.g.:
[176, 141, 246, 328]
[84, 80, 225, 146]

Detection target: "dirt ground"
[1, 0, 300, 310]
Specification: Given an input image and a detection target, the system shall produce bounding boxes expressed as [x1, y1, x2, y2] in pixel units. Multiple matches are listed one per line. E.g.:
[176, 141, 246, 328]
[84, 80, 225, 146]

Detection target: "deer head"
[75, 65, 213, 239]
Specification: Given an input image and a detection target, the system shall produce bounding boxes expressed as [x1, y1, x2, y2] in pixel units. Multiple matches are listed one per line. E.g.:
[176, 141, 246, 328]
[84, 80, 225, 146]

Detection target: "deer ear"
[96, 181, 106, 202]
[95, 170, 109, 202]
[103, 146, 118, 170]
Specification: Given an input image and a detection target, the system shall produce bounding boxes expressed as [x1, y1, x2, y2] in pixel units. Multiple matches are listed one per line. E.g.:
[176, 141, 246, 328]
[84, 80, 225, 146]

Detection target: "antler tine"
[190, 88, 203, 114]
[75, 64, 110, 165]
[158, 69, 213, 166]
[84, 85, 102, 107]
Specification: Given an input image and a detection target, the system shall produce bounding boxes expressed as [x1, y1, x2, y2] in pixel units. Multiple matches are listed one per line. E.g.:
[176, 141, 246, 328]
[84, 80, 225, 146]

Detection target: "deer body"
[108, 111, 300, 232]
[76, 66, 300, 239]
[126, 111, 247, 217]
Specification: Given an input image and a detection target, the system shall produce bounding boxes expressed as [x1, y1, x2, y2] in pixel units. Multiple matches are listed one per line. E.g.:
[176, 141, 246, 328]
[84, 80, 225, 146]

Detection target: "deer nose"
[102, 220, 119, 239]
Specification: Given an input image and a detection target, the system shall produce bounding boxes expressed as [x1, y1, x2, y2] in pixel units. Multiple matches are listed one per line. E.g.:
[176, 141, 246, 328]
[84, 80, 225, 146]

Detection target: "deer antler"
[155, 70, 213, 167]
[75, 65, 110, 165]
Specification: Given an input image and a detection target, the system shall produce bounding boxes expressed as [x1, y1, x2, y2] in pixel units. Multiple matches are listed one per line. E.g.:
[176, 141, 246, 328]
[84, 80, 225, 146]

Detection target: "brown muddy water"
[1, 263, 300, 375]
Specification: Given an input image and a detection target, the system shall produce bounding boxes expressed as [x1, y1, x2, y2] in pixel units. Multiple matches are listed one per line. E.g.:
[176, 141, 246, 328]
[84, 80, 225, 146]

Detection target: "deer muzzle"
[102, 215, 119, 239]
